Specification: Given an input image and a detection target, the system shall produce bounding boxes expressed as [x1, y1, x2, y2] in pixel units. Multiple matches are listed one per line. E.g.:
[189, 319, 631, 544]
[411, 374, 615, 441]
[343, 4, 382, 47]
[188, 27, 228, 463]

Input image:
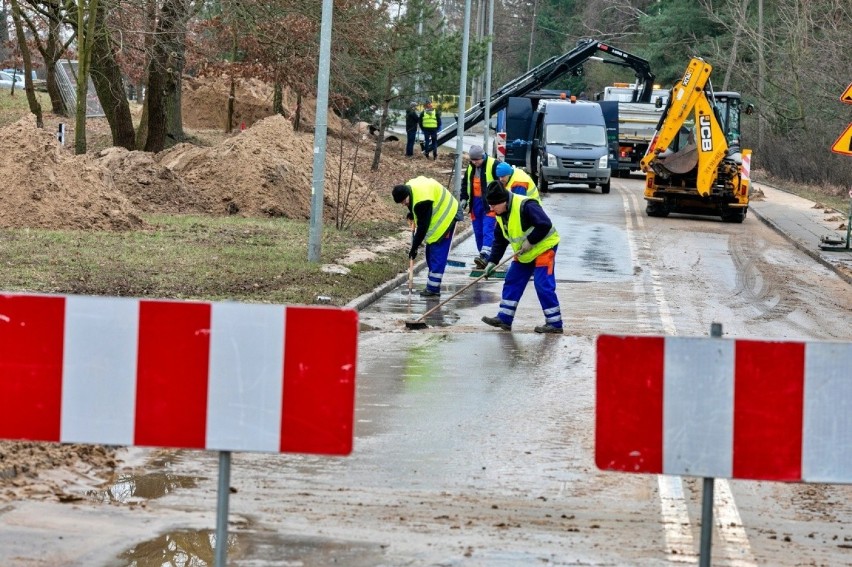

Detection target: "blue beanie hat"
[495, 162, 513, 178]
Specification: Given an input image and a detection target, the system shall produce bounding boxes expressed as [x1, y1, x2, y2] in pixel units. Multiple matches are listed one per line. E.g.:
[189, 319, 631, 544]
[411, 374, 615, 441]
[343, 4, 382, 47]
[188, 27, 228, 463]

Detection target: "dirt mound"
[0, 117, 144, 231]
[156, 114, 399, 221]
[95, 147, 214, 214]
[181, 76, 350, 136]
[182, 76, 275, 130]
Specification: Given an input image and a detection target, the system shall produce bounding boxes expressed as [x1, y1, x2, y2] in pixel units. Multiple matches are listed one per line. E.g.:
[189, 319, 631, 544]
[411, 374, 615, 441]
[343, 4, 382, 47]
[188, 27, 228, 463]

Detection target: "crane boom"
[434, 39, 655, 147]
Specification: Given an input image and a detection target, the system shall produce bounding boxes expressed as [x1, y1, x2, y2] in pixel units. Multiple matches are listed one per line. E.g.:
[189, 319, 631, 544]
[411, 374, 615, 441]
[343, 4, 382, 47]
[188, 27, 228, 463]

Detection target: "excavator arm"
[639, 58, 730, 197]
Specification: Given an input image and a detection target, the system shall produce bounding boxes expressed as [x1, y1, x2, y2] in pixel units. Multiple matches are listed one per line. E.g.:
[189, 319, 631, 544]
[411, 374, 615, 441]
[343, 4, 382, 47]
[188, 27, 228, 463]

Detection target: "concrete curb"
[748, 206, 852, 286]
[346, 223, 475, 311]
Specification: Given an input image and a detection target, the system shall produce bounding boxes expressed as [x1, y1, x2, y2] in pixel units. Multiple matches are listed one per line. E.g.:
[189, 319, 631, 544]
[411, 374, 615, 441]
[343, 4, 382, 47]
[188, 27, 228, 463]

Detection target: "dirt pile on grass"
[156, 114, 400, 221]
[0, 117, 143, 231]
[181, 76, 350, 136]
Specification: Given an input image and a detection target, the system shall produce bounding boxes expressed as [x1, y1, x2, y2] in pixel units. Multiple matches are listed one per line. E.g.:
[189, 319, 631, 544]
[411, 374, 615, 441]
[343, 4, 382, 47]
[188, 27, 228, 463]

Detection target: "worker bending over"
[392, 177, 460, 297]
[481, 181, 563, 334]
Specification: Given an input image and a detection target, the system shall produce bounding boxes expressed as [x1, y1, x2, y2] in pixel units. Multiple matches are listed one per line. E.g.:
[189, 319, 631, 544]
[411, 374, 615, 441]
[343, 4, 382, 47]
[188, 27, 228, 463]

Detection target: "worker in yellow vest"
[419, 101, 442, 160]
[480, 181, 563, 334]
[494, 162, 541, 202]
[462, 145, 500, 268]
[392, 177, 459, 297]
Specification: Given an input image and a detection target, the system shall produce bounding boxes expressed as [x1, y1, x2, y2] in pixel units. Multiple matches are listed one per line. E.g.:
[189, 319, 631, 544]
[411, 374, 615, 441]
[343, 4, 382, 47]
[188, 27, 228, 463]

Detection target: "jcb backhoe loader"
[639, 58, 753, 222]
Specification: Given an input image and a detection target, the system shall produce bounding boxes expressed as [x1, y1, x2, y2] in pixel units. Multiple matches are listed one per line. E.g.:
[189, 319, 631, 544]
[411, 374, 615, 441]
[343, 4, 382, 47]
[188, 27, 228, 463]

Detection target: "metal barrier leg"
[215, 450, 232, 566]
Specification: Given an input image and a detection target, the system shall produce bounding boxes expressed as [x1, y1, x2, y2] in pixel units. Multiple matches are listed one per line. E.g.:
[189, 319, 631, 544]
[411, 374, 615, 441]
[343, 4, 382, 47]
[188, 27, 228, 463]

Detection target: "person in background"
[392, 177, 459, 297]
[494, 162, 541, 202]
[480, 181, 563, 334]
[419, 101, 442, 160]
[405, 101, 420, 158]
[461, 145, 499, 269]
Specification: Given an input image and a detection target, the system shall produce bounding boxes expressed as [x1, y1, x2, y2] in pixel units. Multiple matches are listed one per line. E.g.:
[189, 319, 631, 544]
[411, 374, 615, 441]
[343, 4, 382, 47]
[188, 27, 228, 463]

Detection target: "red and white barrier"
[596, 335, 852, 483]
[0, 293, 358, 455]
[495, 131, 507, 161]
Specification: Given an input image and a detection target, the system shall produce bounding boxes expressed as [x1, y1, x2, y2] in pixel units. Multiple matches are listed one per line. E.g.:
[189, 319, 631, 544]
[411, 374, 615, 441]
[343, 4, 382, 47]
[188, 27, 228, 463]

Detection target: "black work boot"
[419, 288, 440, 298]
[534, 324, 563, 334]
[482, 316, 511, 331]
[473, 256, 487, 269]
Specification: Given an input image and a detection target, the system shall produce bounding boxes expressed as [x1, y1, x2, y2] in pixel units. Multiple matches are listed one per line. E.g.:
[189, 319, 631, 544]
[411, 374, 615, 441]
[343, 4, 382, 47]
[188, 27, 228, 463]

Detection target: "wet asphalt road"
[1, 176, 850, 566]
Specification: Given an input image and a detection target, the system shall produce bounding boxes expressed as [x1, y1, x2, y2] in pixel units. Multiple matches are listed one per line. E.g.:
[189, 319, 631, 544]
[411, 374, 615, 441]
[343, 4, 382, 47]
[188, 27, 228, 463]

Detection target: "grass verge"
[0, 214, 408, 306]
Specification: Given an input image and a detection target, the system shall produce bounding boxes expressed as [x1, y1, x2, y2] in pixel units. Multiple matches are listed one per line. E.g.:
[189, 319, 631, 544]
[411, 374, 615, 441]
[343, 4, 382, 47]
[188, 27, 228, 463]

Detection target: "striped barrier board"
[0, 293, 358, 456]
[596, 335, 852, 483]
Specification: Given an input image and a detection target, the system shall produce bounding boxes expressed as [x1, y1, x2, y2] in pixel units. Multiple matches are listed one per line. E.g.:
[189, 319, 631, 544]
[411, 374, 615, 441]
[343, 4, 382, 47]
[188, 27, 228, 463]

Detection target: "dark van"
[532, 100, 611, 194]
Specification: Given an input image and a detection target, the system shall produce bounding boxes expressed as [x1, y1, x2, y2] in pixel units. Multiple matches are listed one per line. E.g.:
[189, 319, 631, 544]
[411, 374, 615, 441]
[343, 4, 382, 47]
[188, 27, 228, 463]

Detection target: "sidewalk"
[749, 182, 852, 285]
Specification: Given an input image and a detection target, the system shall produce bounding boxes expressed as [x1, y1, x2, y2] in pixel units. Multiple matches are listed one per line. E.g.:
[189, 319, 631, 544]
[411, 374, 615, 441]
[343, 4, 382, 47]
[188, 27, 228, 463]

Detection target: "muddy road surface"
[1, 176, 851, 566]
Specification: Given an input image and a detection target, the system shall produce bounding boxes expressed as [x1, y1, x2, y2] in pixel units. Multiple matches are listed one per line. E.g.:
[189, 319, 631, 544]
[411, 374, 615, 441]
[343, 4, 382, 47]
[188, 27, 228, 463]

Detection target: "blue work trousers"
[470, 196, 496, 260]
[422, 128, 438, 158]
[494, 247, 562, 329]
[424, 224, 455, 293]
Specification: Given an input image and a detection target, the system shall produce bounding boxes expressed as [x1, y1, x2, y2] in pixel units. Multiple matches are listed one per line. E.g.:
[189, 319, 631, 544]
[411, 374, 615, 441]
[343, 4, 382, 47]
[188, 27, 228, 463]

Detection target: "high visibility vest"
[506, 168, 541, 202]
[465, 156, 498, 198]
[496, 194, 559, 263]
[421, 109, 438, 129]
[408, 176, 458, 244]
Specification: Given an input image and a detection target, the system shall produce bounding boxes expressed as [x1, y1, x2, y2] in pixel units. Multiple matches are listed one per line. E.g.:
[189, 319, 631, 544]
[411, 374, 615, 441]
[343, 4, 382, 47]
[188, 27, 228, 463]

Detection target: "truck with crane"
[639, 57, 754, 222]
[432, 38, 657, 192]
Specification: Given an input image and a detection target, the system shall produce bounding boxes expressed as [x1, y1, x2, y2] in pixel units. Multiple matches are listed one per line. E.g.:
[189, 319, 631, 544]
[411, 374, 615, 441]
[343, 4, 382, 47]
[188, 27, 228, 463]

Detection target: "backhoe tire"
[601, 181, 611, 194]
[646, 202, 669, 217]
[721, 208, 746, 223]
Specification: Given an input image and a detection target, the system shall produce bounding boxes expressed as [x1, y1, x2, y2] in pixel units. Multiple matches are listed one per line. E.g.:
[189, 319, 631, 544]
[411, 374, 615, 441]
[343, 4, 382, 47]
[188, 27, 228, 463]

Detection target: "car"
[0, 70, 26, 89]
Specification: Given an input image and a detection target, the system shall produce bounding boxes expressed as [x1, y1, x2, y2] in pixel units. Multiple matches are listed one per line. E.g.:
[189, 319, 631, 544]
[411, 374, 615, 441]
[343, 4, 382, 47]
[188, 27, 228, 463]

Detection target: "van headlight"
[546, 153, 557, 168]
[598, 155, 608, 169]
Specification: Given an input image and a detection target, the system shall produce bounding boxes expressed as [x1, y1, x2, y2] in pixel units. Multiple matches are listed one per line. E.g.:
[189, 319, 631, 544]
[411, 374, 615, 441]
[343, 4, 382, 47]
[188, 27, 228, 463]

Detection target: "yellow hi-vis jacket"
[408, 176, 458, 244]
[496, 194, 559, 263]
[506, 167, 541, 203]
[421, 109, 439, 129]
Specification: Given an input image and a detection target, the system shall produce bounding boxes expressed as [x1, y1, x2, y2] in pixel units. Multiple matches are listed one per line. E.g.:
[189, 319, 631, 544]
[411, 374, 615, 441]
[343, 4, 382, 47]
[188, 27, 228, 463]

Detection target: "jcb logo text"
[699, 115, 713, 151]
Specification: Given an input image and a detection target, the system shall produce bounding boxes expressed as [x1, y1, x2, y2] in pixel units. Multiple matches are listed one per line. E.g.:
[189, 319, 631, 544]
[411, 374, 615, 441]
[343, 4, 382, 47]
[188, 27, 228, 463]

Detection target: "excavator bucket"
[656, 143, 698, 175]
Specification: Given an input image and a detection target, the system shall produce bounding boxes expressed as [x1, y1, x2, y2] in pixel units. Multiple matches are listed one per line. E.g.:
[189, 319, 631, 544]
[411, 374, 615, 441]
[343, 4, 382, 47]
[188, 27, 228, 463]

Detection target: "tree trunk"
[142, 0, 181, 152]
[90, 0, 135, 150]
[43, 11, 67, 115]
[74, 0, 101, 154]
[294, 91, 302, 132]
[9, 0, 43, 128]
[135, 0, 157, 150]
[370, 71, 394, 171]
[164, 15, 188, 143]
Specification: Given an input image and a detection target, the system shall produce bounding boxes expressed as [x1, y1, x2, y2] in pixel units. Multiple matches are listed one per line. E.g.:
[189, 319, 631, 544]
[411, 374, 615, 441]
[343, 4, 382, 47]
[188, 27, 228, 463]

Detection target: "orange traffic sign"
[831, 123, 852, 156]
[842, 82, 852, 104]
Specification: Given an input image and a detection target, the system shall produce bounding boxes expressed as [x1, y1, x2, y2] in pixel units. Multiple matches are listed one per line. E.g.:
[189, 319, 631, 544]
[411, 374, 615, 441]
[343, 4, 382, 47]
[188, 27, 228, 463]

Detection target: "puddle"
[88, 451, 203, 504]
[118, 528, 240, 567]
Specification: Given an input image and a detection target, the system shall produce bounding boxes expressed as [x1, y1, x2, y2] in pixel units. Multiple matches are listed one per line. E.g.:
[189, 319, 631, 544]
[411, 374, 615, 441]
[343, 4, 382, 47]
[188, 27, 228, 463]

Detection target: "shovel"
[404, 255, 514, 330]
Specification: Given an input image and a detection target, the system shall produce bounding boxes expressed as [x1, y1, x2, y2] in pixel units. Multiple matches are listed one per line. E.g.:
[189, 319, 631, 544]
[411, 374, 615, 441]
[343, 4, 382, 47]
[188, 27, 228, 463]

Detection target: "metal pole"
[482, 0, 494, 154]
[308, 0, 334, 262]
[214, 451, 232, 567]
[452, 0, 472, 198]
[845, 193, 851, 249]
[699, 322, 723, 567]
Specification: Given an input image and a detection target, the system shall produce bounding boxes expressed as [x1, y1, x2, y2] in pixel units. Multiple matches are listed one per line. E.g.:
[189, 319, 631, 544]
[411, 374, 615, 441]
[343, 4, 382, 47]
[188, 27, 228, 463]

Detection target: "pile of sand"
[181, 76, 350, 137]
[155, 114, 399, 221]
[0, 117, 143, 231]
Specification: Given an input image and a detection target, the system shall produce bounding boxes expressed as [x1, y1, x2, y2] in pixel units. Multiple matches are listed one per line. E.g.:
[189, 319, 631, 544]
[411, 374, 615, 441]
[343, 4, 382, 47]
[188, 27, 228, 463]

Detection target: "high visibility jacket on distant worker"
[464, 156, 499, 200]
[408, 176, 458, 244]
[506, 167, 541, 203]
[421, 109, 439, 129]
[496, 194, 559, 263]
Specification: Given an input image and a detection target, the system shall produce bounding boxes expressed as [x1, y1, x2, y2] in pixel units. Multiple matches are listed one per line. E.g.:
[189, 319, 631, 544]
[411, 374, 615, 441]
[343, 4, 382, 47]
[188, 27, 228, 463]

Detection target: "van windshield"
[545, 124, 606, 146]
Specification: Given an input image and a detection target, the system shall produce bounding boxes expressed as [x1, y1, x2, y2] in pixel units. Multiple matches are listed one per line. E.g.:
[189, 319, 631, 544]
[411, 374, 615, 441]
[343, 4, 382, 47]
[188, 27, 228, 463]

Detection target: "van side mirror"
[655, 98, 663, 109]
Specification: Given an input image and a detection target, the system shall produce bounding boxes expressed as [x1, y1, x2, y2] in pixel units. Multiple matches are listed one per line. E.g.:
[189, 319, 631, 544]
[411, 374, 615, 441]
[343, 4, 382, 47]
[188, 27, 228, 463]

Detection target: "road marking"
[658, 475, 698, 562]
[618, 185, 756, 565]
[714, 480, 757, 566]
